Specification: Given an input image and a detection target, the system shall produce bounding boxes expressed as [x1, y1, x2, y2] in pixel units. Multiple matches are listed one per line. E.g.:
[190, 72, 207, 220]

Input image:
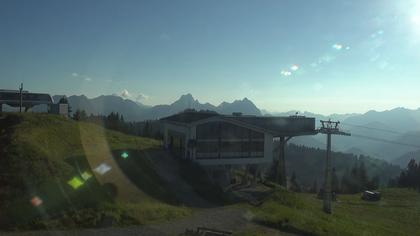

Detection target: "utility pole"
[319, 120, 350, 214]
[19, 83, 23, 113]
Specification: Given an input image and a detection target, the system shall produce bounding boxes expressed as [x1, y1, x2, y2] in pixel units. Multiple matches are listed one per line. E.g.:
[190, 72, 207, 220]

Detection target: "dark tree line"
[286, 162, 379, 194]
[389, 159, 420, 191]
[71, 109, 163, 139]
[72, 109, 88, 121]
[267, 144, 397, 193]
[340, 162, 379, 194]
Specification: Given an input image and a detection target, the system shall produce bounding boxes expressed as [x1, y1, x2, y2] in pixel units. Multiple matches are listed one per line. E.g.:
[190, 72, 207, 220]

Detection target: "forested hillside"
[285, 144, 401, 191]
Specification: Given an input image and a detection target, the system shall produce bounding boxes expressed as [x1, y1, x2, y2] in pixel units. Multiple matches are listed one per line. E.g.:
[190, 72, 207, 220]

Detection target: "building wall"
[163, 122, 190, 159]
[163, 120, 274, 166]
[195, 121, 264, 157]
[195, 132, 273, 166]
[194, 121, 273, 166]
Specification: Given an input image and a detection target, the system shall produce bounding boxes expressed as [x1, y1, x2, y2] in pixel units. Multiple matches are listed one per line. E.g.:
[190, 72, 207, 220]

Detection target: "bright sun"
[412, 15, 420, 25]
[411, 1, 420, 33]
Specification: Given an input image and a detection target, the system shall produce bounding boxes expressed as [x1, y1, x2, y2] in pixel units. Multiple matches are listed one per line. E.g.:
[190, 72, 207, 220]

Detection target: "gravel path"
[1, 207, 298, 236]
[151, 207, 250, 234]
[0, 208, 246, 236]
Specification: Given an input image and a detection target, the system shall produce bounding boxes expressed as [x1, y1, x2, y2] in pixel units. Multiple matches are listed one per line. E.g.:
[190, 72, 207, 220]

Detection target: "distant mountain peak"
[180, 93, 194, 99]
[216, 97, 260, 115]
[219, 101, 229, 106]
[172, 93, 198, 107]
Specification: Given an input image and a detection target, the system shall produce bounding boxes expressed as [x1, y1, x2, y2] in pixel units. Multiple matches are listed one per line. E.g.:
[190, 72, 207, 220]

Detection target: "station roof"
[161, 110, 219, 123]
[161, 110, 317, 137]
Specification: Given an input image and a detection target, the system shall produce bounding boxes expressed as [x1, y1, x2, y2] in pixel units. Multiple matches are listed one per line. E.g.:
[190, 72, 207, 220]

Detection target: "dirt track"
[1, 207, 296, 236]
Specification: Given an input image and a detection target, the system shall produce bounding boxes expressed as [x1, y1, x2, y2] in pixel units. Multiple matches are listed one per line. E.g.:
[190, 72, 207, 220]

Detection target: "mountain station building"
[161, 110, 317, 185]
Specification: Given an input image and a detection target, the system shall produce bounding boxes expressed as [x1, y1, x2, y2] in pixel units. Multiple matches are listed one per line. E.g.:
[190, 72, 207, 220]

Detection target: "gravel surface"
[0, 206, 299, 236]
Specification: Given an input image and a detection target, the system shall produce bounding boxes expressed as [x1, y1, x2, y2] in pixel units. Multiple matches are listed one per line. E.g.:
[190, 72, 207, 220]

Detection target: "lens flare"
[68, 176, 84, 189]
[332, 44, 343, 50]
[81, 171, 92, 180]
[290, 64, 299, 71]
[281, 70, 292, 76]
[121, 152, 129, 159]
[94, 163, 112, 175]
[30, 196, 43, 207]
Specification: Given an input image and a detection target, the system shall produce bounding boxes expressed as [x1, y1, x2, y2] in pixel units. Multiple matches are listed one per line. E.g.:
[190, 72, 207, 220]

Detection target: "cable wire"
[340, 122, 420, 139]
[348, 133, 420, 149]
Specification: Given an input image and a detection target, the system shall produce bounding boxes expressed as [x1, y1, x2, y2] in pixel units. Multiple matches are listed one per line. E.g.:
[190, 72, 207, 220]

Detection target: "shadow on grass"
[177, 159, 233, 206]
[66, 149, 179, 205]
[111, 149, 180, 205]
[1, 157, 115, 230]
[253, 218, 316, 236]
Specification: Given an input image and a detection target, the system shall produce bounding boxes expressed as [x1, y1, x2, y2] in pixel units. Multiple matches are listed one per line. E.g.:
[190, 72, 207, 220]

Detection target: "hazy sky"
[1, 0, 420, 115]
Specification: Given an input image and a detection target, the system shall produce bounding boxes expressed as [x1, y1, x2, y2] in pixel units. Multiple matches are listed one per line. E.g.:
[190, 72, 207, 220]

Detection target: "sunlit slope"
[0, 113, 188, 228]
[244, 188, 420, 236]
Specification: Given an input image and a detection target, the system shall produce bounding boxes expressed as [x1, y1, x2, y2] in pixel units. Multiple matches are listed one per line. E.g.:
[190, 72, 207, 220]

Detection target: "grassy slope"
[0, 113, 189, 229]
[241, 188, 420, 236]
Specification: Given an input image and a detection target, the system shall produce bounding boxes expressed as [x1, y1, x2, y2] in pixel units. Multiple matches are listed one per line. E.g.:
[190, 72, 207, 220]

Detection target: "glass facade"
[196, 121, 264, 159]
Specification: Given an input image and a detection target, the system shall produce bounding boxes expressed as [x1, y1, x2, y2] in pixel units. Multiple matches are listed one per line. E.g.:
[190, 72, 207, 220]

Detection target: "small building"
[50, 103, 69, 117]
[161, 110, 317, 166]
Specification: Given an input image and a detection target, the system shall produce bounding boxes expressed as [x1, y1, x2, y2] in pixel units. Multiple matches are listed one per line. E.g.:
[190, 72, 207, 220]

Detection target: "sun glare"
[412, 15, 420, 26]
[410, 1, 420, 35]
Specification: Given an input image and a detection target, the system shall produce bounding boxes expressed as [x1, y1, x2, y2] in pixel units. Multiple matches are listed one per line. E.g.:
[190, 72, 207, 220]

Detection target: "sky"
[1, 0, 420, 115]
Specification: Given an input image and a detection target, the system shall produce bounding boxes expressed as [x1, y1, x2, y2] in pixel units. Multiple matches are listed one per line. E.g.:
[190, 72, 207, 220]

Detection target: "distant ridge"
[56, 93, 261, 121]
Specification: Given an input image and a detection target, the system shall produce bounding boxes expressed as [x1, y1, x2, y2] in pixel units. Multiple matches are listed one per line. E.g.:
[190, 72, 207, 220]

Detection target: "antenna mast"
[19, 83, 23, 113]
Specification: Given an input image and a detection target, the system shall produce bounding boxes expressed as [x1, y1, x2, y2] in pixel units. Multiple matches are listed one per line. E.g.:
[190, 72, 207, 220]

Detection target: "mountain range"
[54, 93, 261, 121]
[33, 94, 420, 167]
[288, 108, 420, 166]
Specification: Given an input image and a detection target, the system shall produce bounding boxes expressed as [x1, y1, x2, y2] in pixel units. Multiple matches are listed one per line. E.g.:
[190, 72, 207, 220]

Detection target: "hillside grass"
[241, 187, 420, 236]
[0, 113, 190, 230]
